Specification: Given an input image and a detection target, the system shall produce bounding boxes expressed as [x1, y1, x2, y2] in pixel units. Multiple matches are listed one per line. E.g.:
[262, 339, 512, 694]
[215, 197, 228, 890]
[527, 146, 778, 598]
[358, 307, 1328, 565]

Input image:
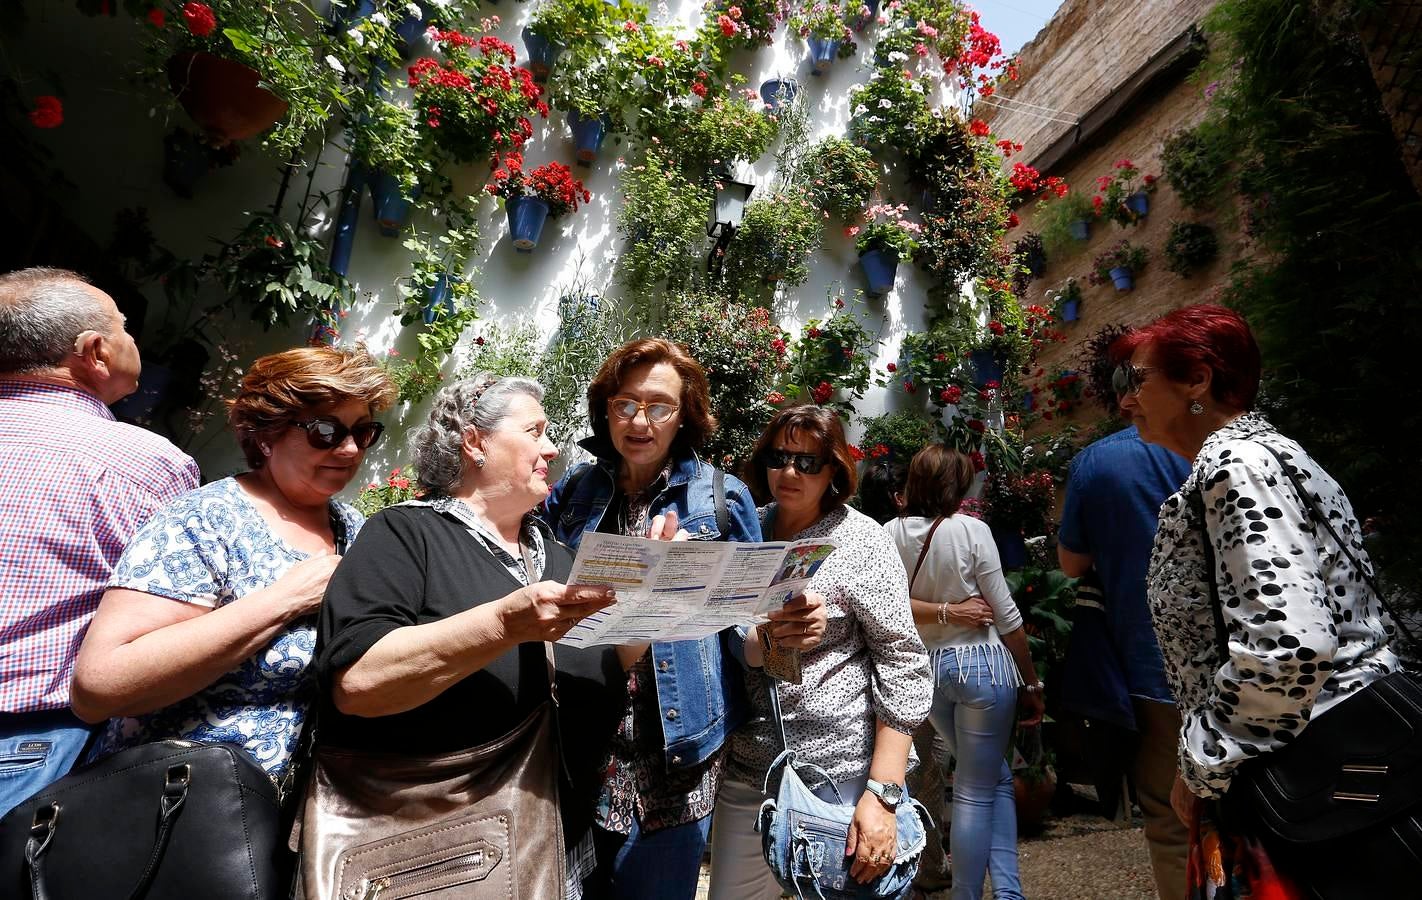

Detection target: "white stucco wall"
[16, 1, 968, 495]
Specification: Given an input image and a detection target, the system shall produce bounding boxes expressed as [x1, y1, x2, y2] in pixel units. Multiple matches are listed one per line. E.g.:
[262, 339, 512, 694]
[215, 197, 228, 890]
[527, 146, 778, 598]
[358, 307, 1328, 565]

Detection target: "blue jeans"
[0, 709, 96, 819]
[589, 814, 712, 900]
[926, 650, 1025, 900]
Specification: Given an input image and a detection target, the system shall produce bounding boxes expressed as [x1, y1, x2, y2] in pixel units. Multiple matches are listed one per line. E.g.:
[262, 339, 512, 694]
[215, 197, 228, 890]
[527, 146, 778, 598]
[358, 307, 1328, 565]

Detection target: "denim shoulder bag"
[755, 678, 930, 900]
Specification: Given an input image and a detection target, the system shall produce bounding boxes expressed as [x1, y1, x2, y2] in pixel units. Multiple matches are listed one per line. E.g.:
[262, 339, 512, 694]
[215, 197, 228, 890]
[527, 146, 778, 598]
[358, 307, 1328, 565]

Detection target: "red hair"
[1110, 304, 1261, 410]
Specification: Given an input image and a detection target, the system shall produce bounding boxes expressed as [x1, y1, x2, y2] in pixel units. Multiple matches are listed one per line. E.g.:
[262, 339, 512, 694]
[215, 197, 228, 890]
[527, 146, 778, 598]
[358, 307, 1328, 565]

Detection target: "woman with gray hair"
[309, 373, 632, 899]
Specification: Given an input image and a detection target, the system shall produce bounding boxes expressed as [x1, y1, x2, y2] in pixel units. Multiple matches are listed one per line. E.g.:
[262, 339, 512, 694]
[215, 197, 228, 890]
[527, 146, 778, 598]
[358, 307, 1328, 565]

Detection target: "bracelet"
[1020, 681, 1045, 694]
[936, 603, 948, 626]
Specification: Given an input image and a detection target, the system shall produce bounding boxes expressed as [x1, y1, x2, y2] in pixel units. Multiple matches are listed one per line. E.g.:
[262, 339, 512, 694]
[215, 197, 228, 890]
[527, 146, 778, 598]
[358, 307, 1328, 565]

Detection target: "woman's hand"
[1171, 775, 1199, 828]
[846, 792, 898, 884]
[945, 595, 994, 628]
[644, 510, 690, 542]
[498, 581, 617, 643]
[765, 590, 827, 650]
[275, 554, 342, 618]
[1018, 686, 1046, 727]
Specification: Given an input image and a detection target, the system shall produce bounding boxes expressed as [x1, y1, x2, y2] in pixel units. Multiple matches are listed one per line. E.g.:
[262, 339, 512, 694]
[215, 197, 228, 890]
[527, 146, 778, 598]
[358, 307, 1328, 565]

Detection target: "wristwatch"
[865, 779, 904, 810]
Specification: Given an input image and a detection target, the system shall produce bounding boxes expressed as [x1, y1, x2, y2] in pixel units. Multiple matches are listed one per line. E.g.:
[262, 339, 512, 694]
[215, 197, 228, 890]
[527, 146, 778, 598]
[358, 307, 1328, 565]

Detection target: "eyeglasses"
[290, 417, 385, 451]
[1112, 363, 1159, 397]
[762, 449, 828, 475]
[608, 397, 680, 425]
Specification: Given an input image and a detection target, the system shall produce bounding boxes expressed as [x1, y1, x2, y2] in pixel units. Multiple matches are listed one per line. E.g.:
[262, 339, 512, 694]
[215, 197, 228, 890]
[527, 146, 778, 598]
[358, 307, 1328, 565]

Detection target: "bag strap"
[24, 764, 192, 900]
[909, 516, 946, 595]
[713, 467, 729, 539]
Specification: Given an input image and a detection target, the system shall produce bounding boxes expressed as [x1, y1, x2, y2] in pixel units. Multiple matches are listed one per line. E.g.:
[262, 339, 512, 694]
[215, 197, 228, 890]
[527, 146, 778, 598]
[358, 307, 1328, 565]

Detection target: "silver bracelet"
[936, 603, 948, 626]
[1020, 681, 1045, 693]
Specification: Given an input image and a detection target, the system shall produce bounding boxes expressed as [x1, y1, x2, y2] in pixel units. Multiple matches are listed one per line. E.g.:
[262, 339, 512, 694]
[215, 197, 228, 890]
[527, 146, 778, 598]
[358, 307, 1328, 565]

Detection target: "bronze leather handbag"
[297, 647, 564, 900]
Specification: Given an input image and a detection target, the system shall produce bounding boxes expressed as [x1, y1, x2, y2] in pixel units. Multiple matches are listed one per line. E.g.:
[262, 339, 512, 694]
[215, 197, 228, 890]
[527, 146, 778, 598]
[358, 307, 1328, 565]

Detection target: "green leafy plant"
[615, 22, 730, 147]
[984, 469, 1056, 538]
[658, 289, 789, 469]
[780, 289, 881, 418]
[798, 137, 879, 220]
[723, 186, 824, 296]
[1005, 566, 1077, 684]
[1088, 240, 1148, 286]
[209, 214, 350, 330]
[1161, 123, 1230, 209]
[456, 321, 542, 380]
[667, 94, 779, 175]
[144, 0, 348, 154]
[1041, 369, 1086, 415]
[1045, 276, 1082, 322]
[538, 294, 626, 446]
[615, 150, 713, 302]
[1035, 191, 1098, 255]
[852, 202, 921, 258]
[848, 68, 935, 152]
[703, 0, 786, 50]
[353, 465, 420, 517]
[787, 0, 856, 47]
[1163, 221, 1219, 277]
[858, 411, 938, 463]
[527, 0, 623, 48]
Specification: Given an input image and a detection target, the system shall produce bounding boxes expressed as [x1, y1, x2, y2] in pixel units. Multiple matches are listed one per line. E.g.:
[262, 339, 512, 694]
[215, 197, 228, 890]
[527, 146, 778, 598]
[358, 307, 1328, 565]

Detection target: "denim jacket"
[540, 439, 762, 771]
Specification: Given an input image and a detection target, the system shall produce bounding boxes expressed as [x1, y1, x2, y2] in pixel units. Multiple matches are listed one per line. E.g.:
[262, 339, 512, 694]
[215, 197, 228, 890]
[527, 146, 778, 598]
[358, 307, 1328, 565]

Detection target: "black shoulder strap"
[713, 467, 729, 539]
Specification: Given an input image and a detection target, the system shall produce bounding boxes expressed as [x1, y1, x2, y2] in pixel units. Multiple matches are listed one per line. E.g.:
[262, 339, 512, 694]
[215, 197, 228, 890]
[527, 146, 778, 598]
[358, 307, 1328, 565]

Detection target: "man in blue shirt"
[1058, 423, 1189, 900]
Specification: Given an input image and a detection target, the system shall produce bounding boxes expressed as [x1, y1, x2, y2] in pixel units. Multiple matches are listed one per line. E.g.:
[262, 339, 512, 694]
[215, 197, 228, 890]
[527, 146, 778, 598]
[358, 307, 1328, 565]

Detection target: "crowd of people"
[0, 266, 1414, 900]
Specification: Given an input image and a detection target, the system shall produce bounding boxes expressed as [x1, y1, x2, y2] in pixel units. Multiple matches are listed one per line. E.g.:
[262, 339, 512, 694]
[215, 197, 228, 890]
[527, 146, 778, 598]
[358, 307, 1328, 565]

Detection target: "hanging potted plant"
[408, 28, 549, 164]
[705, 0, 784, 50]
[722, 186, 824, 298]
[615, 149, 713, 302]
[779, 290, 881, 418]
[983, 470, 1056, 569]
[759, 77, 800, 112]
[208, 214, 352, 330]
[487, 154, 592, 252]
[1088, 239, 1149, 292]
[788, 0, 857, 75]
[851, 203, 920, 297]
[1048, 276, 1083, 323]
[1164, 221, 1220, 277]
[663, 94, 780, 178]
[546, 40, 624, 165]
[1035, 190, 1098, 253]
[1093, 158, 1158, 227]
[798, 137, 879, 220]
[847, 67, 935, 152]
[522, 0, 621, 81]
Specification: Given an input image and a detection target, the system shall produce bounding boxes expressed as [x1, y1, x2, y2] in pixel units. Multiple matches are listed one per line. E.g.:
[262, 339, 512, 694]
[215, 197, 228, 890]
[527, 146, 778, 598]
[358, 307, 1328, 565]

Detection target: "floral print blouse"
[1147, 412, 1399, 798]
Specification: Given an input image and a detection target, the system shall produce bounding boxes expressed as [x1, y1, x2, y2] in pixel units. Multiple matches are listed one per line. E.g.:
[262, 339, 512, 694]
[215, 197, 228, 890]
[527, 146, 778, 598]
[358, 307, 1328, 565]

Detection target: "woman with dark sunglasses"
[542, 338, 827, 900]
[71, 346, 394, 787]
[707, 405, 932, 900]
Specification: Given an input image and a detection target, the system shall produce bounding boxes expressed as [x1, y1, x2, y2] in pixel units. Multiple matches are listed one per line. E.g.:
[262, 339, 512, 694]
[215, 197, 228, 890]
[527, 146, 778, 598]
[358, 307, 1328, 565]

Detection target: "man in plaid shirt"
[0, 268, 199, 816]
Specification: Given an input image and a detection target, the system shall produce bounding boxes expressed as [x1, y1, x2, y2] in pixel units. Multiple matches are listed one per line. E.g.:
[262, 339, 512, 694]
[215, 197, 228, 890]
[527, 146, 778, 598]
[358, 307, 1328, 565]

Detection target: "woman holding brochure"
[309, 373, 637, 898]
[707, 405, 933, 900]
[543, 338, 827, 900]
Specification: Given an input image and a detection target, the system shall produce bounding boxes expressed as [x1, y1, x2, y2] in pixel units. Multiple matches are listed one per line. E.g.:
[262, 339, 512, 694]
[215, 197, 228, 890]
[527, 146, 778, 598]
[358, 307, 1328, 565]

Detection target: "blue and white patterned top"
[89, 476, 363, 778]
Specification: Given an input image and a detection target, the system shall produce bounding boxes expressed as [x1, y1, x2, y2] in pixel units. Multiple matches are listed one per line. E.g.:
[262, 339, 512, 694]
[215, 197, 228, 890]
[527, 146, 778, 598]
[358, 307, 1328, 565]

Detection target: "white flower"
[347, 28, 365, 46]
[877, 98, 893, 108]
[407, 3, 423, 17]
[852, 104, 869, 117]
[909, 81, 924, 94]
[326, 55, 346, 74]
[370, 12, 389, 25]
[888, 51, 908, 62]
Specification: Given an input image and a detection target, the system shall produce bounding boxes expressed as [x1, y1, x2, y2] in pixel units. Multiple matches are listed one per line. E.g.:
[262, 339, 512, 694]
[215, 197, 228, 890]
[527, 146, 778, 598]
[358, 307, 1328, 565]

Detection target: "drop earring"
[1189, 401, 1204, 415]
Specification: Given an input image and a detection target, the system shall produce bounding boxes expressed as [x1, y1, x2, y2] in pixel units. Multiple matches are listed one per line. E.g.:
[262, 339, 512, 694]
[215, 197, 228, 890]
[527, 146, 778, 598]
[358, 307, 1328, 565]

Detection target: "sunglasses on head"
[290, 417, 385, 451]
[1112, 363, 1158, 397]
[608, 397, 680, 425]
[763, 449, 828, 475]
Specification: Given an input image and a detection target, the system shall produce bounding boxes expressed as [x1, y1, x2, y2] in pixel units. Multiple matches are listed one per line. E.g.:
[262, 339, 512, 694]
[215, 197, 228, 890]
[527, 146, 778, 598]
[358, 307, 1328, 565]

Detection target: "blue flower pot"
[970, 348, 1005, 387]
[328, 0, 376, 25]
[1109, 266, 1135, 291]
[1060, 298, 1080, 322]
[392, 3, 437, 55]
[807, 37, 840, 75]
[369, 170, 419, 237]
[1022, 390, 1036, 411]
[567, 109, 611, 165]
[507, 195, 551, 252]
[522, 27, 564, 82]
[992, 526, 1028, 570]
[1126, 190, 1149, 217]
[1068, 219, 1091, 241]
[328, 163, 367, 278]
[111, 361, 174, 422]
[422, 274, 456, 325]
[759, 78, 799, 111]
[852, 0, 880, 31]
[161, 129, 209, 199]
[859, 246, 899, 296]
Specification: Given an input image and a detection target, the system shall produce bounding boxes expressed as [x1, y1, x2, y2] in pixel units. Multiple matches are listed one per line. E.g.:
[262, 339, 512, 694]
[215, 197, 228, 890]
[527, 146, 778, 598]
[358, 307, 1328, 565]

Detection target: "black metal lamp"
[706, 176, 755, 278]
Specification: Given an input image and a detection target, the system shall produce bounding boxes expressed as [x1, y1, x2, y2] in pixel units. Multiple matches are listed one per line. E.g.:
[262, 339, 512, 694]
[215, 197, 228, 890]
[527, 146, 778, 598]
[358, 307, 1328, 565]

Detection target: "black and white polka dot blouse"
[1147, 412, 1399, 798]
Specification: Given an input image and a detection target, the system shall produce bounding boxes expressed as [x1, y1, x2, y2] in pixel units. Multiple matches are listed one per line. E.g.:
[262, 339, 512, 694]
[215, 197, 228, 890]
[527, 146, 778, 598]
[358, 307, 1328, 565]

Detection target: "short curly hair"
[226, 346, 397, 469]
[586, 338, 717, 456]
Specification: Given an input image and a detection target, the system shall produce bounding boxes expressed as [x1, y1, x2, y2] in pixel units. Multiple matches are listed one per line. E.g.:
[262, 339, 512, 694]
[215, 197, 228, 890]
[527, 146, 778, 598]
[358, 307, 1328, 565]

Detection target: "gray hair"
[0, 267, 111, 375]
[412, 372, 546, 495]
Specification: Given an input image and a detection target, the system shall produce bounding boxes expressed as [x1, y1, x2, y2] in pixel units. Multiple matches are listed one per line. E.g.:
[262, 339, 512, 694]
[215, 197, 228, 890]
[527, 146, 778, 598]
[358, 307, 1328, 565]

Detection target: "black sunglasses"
[290, 417, 385, 451]
[763, 449, 828, 475]
[1111, 363, 1158, 397]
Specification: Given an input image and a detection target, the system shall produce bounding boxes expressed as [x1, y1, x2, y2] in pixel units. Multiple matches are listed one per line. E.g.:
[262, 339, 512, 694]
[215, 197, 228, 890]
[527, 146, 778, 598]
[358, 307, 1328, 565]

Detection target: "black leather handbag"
[0, 740, 284, 900]
[1193, 441, 1422, 898]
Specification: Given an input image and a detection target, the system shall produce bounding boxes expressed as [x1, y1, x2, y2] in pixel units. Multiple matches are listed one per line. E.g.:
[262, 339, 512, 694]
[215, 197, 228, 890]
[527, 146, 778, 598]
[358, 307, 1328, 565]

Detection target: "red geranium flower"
[969, 119, 990, 137]
[147, 7, 165, 27]
[182, 2, 216, 37]
[885, 362, 897, 373]
[811, 381, 833, 404]
[29, 95, 63, 128]
[848, 444, 866, 462]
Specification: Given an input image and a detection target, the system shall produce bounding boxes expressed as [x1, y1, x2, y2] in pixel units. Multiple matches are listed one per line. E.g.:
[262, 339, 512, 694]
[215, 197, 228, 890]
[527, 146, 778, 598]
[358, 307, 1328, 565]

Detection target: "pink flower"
[718, 14, 739, 36]
[767, 391, 787, 404]
[622, 20, 640, 32]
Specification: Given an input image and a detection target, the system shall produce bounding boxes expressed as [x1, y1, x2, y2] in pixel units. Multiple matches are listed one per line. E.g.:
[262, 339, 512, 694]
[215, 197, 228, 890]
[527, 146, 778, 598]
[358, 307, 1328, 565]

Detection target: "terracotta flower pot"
[1013, 767, 1057, 834]
[167, 52, 289, 145]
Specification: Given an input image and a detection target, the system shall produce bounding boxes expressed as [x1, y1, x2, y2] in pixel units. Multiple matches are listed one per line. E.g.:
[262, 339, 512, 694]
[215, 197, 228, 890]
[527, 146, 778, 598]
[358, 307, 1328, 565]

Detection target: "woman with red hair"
[1113, 305, 1410, 898]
